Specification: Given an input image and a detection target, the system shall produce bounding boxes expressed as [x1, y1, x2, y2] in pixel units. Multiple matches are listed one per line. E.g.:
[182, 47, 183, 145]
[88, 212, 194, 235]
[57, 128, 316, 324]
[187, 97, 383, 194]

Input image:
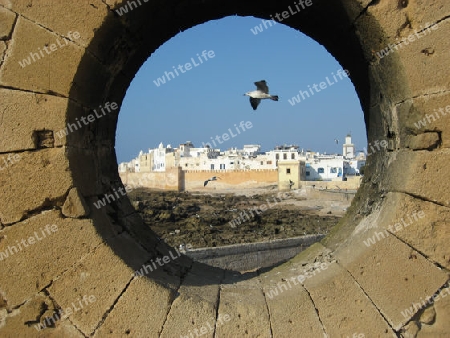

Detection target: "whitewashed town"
[118, 134, 366, 181]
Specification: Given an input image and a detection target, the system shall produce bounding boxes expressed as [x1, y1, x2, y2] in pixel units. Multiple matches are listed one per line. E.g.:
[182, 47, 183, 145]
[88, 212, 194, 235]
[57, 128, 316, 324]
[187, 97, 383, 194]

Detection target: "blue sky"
[115, 16, 366, 163]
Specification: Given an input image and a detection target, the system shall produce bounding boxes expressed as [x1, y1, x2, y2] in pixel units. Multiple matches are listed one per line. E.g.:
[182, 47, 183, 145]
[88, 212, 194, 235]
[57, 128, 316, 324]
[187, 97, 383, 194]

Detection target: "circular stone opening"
[114, 15, 366, 272]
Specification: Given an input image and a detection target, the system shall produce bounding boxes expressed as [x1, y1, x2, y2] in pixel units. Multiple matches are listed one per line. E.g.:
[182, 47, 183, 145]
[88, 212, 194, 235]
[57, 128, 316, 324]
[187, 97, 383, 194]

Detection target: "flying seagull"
[244, 80, 279, 110]
[204, 176, 220, 187]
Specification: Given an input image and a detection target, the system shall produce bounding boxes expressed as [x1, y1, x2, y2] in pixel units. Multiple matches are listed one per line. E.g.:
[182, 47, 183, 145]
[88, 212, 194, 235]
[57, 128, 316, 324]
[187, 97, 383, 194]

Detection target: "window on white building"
[330, 167, 337, 173]
[210, 164, 214, 170]
[318, 168, 324, 173]
[291, 153, 295, 159]
[286, 168, 291, 174]
[283, 153, 287, 160]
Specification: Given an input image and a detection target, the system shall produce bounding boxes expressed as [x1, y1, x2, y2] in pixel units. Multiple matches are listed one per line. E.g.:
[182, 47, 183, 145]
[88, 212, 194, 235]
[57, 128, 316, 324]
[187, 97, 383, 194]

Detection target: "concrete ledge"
[184, 235, 324, 271]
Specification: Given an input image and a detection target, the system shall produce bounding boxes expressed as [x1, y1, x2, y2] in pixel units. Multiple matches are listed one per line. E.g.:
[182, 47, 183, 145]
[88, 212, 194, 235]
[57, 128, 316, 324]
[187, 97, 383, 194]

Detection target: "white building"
[242, 144, 261, 156]
[180, 153, 229, 170]
[118, 162, 129, 173]
[240, 153, 276, 170]
[346, 159, 366, 175]
[343, 134, 355, 159]
[152, 143, 180, 172]
[153, 143, 166, 172]
[119, 136, 365, 177]
[266, 144, 303, 162]
[178, 141, 221, 170]
[133, 152, 142, 172]
[305, 155, 346, 181]
[179, 144, 278, 171]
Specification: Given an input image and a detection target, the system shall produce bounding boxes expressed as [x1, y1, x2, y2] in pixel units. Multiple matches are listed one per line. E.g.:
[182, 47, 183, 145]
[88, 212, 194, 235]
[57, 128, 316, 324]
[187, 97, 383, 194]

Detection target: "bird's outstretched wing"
[254, 80, 268, 93]
[250, 98, 261, 110]
[204, 180, 209, 187]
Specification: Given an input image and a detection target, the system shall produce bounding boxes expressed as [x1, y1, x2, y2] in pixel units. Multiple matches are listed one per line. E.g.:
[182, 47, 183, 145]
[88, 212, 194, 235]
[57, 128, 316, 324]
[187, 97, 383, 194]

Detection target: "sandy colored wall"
[184, 169, 278, 190]
[301, 176, 362, 190]
[119, 167, 181, 191]
[120, 168, 360, 192]
[119, 169, 277, 191]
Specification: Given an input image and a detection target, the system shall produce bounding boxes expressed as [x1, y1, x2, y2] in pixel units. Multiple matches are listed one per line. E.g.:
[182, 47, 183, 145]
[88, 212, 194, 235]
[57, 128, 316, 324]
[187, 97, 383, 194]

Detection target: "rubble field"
[127, 187, 344, 248]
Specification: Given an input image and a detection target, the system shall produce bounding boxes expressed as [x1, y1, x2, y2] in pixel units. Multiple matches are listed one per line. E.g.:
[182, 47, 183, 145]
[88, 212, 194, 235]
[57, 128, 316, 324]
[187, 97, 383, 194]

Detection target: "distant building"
[138, 149, 153, 173]
[242, 144, 261, 156]
[153, 142, 172, 172]
[305, 155, 346, 181]
[134, 152, 142, 172]
[267, 144, 304, 162]
[240, 153, 276, 170]
[179, 141, 222, 170]
[278, 160, 306, 190]
[118, 135, 366, 180]
[118, 162, 129, 173]
[343, 134, 355, 159]
[346, 159, 366, 175]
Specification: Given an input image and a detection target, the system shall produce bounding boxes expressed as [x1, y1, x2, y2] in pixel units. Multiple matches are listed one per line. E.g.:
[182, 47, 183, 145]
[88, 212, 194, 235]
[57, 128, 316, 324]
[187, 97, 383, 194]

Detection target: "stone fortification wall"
[184, 169, 278, 190]
[0, 0, 449, 337]
[119, 168, 182, 191]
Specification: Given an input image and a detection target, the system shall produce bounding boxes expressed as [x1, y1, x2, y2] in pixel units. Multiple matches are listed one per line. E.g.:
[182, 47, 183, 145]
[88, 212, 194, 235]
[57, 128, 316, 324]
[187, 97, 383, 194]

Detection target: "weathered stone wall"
[0, 0, 449, 337]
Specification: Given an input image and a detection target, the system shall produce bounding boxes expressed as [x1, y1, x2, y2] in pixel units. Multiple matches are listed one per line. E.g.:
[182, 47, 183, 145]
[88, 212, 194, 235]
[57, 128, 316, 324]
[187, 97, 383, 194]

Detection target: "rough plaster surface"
[0, 0, 449, 336]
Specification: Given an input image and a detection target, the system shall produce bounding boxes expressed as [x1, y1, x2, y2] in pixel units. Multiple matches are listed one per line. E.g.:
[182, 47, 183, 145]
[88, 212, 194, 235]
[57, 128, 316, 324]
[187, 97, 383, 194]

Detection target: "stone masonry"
[0, 0, 449, 337]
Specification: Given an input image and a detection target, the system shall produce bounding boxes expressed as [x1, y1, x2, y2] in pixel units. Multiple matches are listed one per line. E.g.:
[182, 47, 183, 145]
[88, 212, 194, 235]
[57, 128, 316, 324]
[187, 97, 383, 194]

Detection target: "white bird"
[244, 80, 278, 110]
[204, 176, 220, 187]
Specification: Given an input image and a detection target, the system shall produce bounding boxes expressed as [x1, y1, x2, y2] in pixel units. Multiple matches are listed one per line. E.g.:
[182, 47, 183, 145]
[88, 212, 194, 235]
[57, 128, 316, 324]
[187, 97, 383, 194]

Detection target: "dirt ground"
[127, 184, 352, 249]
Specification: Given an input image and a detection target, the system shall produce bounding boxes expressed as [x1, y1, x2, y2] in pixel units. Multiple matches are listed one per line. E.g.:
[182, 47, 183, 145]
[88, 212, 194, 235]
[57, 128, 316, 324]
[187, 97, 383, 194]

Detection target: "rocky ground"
[127, 186, 348, 249]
